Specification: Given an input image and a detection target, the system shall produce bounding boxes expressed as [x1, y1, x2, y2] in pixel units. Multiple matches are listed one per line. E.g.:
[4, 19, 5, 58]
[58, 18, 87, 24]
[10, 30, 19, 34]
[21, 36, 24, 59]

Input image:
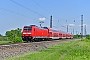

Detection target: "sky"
[0, 0, 90, 35]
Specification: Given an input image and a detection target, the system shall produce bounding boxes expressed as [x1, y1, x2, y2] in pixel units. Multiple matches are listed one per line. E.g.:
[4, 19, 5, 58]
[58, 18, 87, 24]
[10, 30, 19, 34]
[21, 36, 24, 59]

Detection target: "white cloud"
[68, 24, 75, 27]
[39, 17, 46, 21]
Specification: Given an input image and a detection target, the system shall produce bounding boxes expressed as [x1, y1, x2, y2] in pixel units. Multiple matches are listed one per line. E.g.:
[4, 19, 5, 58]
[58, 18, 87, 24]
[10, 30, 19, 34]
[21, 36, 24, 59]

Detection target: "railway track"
[0, 39, 80, 60]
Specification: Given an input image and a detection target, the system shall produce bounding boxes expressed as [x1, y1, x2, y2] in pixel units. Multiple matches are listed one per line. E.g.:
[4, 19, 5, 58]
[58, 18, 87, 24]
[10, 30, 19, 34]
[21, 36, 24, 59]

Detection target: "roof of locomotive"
[24, 25, 36, 27]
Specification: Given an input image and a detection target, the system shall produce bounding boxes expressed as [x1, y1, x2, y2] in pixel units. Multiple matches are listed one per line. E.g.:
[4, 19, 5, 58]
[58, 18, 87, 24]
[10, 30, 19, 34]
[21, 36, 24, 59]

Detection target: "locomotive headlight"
[23, 33, 26, 34]
[27, 33, 31, 34]
[23, 33, 31, 34]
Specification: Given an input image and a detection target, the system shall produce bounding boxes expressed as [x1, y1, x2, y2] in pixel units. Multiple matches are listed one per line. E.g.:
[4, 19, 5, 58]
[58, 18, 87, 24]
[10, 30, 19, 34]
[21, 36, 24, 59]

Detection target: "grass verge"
[0, 41, 13, 45]
[5, 39, 90, 60]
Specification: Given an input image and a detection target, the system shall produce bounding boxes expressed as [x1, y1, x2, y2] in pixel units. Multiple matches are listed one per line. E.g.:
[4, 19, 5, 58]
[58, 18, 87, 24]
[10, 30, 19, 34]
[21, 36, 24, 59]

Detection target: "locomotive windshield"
[24, 27, 32, 30]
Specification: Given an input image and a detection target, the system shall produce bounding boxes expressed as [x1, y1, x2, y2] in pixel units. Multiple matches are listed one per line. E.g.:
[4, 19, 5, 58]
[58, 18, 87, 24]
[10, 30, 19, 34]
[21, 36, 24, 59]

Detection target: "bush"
[86, 35, 90, 40]
[74, 34, 82, 38]
[13, 37, 23, 43]
[5, 28, 22, 43]
[81, 35, 90, 42]
[74, 34, 79, 38]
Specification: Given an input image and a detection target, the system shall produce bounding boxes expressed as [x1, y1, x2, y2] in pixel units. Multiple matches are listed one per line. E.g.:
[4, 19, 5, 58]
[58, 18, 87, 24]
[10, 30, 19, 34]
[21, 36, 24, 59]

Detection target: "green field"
[5, 39, 90, 60]
[0, 41, 12, 44]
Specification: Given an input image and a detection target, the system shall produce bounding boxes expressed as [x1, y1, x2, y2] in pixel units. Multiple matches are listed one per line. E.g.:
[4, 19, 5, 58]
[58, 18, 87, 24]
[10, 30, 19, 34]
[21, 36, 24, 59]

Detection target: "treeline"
[74, 34, 90, 40]
[0, 28, 23, 43]
[86, 35, 90, 40]
[73, 34, 81, 38]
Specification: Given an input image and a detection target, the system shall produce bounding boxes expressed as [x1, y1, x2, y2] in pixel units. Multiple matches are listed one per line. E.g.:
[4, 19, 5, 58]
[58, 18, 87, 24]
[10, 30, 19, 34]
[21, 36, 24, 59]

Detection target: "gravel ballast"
[0, 39, 79, 60]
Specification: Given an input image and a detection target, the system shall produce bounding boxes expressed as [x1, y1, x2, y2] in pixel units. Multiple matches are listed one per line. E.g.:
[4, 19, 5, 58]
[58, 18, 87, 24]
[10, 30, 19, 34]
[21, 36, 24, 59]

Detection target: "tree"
[5, 28, 23, 42]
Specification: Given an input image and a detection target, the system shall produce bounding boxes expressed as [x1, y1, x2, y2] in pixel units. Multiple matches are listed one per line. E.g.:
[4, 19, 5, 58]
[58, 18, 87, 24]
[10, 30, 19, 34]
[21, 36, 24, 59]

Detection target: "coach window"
[60, 34, 62, 35]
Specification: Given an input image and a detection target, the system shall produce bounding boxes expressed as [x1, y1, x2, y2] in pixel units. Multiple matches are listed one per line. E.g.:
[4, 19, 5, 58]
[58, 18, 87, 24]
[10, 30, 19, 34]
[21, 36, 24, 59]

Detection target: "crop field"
[5, 39, 90, 60]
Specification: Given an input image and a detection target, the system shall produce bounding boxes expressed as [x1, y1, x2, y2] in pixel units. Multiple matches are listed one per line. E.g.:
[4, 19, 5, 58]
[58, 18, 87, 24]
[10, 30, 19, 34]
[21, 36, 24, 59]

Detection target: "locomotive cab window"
[24, 27, 32, 30]
[28, 27, 32, 30]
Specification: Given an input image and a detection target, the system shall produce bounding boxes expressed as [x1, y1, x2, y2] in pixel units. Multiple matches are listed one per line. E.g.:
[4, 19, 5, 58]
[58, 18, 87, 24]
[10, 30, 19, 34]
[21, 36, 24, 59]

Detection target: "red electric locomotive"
[22, 25, 73, 42]
[22, 25, 49, 42]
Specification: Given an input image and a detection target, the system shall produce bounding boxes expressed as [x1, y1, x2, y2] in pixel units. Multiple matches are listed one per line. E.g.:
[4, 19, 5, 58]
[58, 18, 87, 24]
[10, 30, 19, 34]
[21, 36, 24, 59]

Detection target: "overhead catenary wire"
[10, 0, 49, 19]
[2, 0, 81, 26]
[32, 0, 65, 29]
[32, 0, 62, 20]
[32, 0, 51, 15]
[33, 0, 81, 23]
[0, 7, 36, 20]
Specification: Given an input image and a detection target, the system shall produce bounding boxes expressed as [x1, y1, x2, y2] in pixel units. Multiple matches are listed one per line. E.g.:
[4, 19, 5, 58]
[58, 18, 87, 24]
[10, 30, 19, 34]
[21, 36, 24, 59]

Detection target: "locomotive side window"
[34, 28, 35, 31]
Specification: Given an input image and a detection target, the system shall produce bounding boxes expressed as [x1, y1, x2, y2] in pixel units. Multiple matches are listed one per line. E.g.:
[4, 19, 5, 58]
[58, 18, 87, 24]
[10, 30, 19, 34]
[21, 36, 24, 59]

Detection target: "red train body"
[22, 25, 73, 42]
